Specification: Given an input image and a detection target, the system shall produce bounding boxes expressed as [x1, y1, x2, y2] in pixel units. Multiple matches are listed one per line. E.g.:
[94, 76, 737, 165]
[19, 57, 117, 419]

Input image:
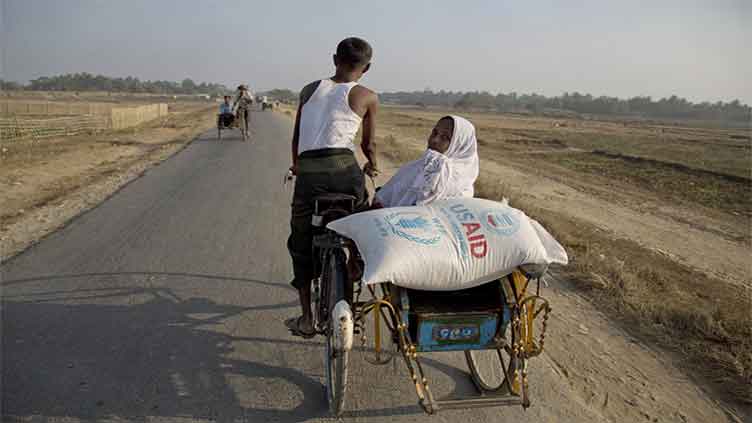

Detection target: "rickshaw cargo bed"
[327, 198, 567, 291]
[406, 281, 511, 352]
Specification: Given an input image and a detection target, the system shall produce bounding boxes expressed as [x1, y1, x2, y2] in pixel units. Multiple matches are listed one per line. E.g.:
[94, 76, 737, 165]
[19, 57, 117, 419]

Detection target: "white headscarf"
[376, 116, 479, 207]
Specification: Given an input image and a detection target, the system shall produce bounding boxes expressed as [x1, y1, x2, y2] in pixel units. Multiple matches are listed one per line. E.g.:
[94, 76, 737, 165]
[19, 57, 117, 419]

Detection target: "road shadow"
[2, 284, 330, 422]
[0, 271, 295, 292]
[2, 272, 340, 421]
[3, 274, 486, 421]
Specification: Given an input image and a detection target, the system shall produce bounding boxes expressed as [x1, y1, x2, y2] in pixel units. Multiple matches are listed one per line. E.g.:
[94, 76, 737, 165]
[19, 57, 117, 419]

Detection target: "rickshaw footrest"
[432, 395, 522, 411]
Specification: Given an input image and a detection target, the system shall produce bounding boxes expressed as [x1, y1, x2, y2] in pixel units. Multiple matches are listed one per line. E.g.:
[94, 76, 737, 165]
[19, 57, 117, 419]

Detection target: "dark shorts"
[288, 149, 366, 290]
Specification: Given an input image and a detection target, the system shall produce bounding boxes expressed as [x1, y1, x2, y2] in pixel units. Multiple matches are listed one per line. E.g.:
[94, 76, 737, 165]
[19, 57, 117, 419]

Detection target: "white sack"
[327, 197, 568, 291]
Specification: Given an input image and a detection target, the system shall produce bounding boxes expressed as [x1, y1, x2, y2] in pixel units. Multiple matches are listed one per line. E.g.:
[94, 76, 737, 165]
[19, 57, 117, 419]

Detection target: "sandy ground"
[482, 159, 751, 289]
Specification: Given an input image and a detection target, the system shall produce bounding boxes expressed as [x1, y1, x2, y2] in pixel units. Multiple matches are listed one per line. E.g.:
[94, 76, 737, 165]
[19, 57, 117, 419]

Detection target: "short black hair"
[336, 37, 372, 68]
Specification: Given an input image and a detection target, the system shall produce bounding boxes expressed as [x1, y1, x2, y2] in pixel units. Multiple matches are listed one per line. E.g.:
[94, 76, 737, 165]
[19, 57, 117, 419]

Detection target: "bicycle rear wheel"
[465, 347, 516, 393]
[323, 248, 349, 416]
[465, 282, 519, 393]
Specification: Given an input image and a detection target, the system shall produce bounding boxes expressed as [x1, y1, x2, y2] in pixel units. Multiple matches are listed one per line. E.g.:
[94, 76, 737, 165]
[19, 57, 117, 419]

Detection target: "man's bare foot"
[285, 316, 316, 338]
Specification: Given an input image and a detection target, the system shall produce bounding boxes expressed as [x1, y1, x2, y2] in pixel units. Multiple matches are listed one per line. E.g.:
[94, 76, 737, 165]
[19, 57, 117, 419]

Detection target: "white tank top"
[298, 79, 362, 155]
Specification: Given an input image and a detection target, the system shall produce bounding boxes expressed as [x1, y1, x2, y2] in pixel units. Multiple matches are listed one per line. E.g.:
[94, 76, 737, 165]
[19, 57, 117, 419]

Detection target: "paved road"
[1, 112, 589, 422]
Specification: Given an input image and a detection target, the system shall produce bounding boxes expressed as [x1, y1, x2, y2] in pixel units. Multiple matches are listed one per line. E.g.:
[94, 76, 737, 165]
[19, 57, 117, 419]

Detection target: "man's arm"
[361, 92, 379, 176]
[290, 81, 321, 174]
[290, 102, 303, 174]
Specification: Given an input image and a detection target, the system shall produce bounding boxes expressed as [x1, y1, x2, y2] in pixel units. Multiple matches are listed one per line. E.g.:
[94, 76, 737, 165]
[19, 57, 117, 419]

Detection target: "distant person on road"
[219, 96, 234, 127]
[285, 37, 379, 338]
[373, 116, 479, 207]
[233, 84, 254, 136]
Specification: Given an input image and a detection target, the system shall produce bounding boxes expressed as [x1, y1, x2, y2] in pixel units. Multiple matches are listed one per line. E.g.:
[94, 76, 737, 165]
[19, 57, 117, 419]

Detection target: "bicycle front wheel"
[323, 248, 349, 416]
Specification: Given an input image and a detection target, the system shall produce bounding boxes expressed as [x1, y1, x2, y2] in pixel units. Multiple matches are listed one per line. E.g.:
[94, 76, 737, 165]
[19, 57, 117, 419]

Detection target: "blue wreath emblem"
[384, 212, 442, 245]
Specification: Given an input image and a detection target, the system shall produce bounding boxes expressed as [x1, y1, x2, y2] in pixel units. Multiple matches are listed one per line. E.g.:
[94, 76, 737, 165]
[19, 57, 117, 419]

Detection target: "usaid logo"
[483, 209, 520, 236]
[384, 212, 442, 245]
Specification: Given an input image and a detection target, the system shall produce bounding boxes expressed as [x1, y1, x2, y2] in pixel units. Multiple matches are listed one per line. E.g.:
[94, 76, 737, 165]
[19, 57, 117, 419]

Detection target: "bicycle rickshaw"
[307, 191, 552, 416]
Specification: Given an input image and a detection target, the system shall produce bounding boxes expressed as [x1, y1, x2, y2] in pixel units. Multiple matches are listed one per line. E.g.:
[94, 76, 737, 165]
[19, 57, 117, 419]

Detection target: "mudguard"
[331, 299, 354, 352]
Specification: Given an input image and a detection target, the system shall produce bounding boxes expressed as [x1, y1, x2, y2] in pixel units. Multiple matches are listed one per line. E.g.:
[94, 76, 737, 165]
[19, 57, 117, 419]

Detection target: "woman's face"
[427, 118, 454, 154]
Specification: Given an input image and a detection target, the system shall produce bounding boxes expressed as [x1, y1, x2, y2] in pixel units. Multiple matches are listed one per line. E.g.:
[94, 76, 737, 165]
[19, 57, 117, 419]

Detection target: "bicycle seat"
[314, 193, 357, 203]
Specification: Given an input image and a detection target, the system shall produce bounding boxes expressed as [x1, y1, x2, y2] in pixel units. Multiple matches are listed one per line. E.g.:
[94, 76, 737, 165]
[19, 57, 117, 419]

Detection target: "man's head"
[333, 37, 372, 76]
[223, 95, 231, 103]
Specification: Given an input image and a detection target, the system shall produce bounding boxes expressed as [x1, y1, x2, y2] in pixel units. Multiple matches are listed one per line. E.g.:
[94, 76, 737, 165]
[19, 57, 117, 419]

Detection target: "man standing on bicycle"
[286, 37, 379, 338]
[233, 84, 254, 138]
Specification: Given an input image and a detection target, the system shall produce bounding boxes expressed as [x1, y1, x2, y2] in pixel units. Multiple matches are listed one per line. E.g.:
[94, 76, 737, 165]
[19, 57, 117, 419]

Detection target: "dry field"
[375, 107, 751, 406]
[0, 98, 216, 260]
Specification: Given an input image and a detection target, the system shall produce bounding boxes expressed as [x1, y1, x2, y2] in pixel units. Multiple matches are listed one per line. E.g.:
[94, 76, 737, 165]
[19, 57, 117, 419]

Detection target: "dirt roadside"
[0, 104, 216, 262]
[480, 158, 751, 290]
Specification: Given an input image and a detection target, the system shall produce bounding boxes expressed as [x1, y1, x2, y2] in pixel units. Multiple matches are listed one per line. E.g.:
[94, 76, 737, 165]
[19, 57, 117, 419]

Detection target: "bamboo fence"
[0, 103, 169, 142]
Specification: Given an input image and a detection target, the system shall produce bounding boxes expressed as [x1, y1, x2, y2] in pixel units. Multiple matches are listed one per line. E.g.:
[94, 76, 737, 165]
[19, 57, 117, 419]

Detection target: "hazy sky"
[2, 0, 750, 103]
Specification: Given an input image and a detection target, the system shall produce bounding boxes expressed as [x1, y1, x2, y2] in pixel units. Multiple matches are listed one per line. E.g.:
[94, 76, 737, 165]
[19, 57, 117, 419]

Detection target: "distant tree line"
[1, 73, 231, 96]
[0, 79, 23, 90]
[258, 88, 298, 103]
[381, 90, 751, 123]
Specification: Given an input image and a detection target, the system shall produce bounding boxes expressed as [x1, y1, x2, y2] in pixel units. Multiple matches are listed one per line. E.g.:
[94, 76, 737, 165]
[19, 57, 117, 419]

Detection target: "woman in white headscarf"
[375, 115, 479, 207]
